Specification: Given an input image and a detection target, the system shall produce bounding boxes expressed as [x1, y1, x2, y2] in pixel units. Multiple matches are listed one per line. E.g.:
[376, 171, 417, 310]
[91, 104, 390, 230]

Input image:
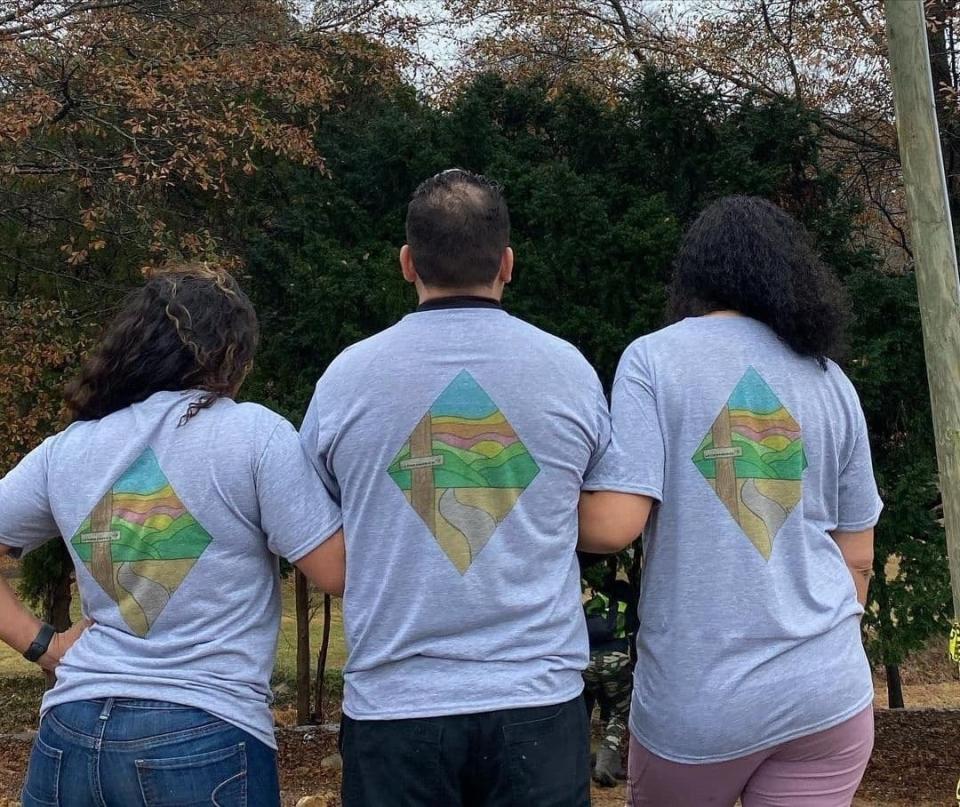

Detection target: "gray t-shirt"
[586, 316, 882, 763]
[300, 305, 610, 720]
[0, 391, 342, 749]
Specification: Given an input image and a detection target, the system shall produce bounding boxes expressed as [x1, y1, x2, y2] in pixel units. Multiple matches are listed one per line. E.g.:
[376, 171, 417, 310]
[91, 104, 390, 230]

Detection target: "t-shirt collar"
[416, 295, 503, 313]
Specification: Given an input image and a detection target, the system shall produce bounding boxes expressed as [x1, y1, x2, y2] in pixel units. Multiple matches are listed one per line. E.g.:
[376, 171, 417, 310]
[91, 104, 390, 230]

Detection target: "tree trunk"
[872, 566, 903, 707]
[294, 570, 311, 725]
[312, 594, 332, 724]
[885, 663, 905, 709]
[42, 567, 73, 691]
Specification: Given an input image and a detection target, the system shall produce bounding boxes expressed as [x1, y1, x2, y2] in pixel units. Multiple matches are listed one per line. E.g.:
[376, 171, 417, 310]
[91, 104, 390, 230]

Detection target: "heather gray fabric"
[586, 316, 882, 763]
[0, 391, 342, 748]
[300, 307, 610, 720]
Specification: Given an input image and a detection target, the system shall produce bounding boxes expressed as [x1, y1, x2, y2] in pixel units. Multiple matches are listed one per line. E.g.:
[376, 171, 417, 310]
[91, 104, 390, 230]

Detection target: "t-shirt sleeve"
[257, 419, 342, 563]
[583, 373, 612, 481]
[583, 351, 665, 501]
[299, 378, 341, 502]
[836, 410, 883, 532]
[0, 438, 59, 558]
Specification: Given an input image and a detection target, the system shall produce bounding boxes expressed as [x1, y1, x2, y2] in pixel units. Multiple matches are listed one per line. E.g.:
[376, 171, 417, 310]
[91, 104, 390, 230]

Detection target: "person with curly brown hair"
[580, 196, 882, 807]
[0, 264, 344, 807]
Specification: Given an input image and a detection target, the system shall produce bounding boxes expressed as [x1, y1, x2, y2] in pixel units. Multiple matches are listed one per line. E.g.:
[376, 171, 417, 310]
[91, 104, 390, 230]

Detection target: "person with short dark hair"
[404, 169, 511, 289]
[579, 196, 881, 806]
[301, 169, 610, 806]
[0, 264, 344, 807]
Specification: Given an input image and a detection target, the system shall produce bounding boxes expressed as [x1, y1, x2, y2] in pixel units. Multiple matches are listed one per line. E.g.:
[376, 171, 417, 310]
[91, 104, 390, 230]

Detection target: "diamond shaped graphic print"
[387, 370, 540, 574]
[692, 368, 808, 560]
[71, 448, 211, 636]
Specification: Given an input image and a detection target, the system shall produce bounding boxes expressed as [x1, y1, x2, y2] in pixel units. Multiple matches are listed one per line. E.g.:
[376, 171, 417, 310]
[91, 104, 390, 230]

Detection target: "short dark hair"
[667, 195, 849, 368]
[405, 169, 510, 288]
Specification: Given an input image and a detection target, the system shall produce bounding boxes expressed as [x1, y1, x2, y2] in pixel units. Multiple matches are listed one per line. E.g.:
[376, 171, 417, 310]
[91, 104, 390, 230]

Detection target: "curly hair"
[65, 263, 259, 424]
[667, 195, 849, 368]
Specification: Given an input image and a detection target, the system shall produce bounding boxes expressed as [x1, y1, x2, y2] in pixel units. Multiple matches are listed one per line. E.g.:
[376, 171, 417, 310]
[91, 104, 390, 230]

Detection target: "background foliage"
[0, 0, 950, 678]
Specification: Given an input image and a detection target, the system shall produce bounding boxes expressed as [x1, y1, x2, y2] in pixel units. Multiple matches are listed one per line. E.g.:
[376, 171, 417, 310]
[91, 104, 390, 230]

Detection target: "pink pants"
[627, 706, 874, 807]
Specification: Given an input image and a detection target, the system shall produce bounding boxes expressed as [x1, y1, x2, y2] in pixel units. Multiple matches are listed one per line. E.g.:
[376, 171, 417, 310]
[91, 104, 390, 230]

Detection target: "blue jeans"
[21, 699, 280, 807]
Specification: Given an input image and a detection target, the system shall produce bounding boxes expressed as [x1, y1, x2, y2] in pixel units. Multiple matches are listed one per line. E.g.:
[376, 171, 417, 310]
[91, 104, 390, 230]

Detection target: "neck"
[417, 284, 502, 304]
[704, 309, 742, 318]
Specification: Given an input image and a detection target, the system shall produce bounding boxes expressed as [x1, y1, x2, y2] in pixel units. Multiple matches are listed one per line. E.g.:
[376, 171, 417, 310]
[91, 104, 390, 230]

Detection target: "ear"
[499, 247, 514, 285]
[400, 245, 417, 284]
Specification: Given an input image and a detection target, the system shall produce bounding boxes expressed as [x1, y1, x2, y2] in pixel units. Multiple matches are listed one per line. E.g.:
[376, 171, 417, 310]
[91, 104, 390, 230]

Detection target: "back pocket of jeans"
[341, 718, 442, 805]
[22, 735, 62, 806]
[136, 742, 247, 807]
[503, 703, 590, 807]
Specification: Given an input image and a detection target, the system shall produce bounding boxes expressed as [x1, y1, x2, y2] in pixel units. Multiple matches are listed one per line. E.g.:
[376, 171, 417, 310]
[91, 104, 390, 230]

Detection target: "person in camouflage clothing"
[580, 556, 637, 787]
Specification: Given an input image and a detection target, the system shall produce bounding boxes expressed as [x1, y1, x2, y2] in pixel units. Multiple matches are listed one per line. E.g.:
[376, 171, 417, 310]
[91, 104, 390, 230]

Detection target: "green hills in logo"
[71, 448, 211, 636]
[693, 368, 806, 560]
[388, 370, 539, 574]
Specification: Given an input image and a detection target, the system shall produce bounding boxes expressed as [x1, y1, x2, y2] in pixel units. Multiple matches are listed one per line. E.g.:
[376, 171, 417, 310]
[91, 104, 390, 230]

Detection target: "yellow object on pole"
[884, 0, 960, 620]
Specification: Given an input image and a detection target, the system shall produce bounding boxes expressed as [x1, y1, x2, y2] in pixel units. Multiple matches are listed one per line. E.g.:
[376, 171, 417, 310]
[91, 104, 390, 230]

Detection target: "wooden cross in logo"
[78, 490, 120, 600]
[400, 413, 444, 533]
[704, 405, 743, 520]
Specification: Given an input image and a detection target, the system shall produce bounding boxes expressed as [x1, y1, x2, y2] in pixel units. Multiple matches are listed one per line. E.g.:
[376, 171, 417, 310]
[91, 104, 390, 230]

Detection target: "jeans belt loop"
[99, 698, 115, 722]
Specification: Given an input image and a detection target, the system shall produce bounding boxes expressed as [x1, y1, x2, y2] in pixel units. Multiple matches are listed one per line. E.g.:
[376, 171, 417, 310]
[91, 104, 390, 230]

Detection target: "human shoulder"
[820, 359, 869, 428]
[316, 323, 405, 387]
[11, 429, 67, 471]
[612, 321, 686, 382]
[41, 413, 110, 460]
[504, 314, 600, 381]
[227, 400, 292, 431]
[212, 401, 303, 473]
[822, 358, 859, 395]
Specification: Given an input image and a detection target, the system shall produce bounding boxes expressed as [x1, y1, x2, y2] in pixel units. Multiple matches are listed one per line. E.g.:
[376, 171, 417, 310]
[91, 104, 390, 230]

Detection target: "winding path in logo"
[117, 562, 171, 629]
[438, 489, 497, 561]
[740, 478, 790, 547]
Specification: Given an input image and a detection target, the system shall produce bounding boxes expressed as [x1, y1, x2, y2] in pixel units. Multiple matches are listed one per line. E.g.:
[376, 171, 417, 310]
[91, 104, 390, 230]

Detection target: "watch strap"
[23, 623, 55, 663]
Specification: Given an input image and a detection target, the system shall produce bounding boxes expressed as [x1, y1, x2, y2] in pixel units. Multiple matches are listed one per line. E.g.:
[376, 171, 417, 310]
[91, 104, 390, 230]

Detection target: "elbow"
[577, 492, 652, 554]
[846, 544, 875, 576]
[310, 573, 345, 598]
[851, 553, 875, 577]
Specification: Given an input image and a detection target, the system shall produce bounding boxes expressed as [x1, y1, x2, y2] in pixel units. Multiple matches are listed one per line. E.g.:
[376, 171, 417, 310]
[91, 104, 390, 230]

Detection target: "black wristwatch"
[23, 623, 55, 663]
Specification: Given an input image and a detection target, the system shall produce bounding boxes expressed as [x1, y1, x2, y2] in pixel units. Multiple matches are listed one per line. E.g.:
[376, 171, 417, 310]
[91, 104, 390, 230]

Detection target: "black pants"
[340, 696, 590, 807]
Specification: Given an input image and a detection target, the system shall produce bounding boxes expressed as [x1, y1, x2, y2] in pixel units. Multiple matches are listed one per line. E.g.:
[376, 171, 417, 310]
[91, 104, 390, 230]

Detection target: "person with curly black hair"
[578, 196, 882, 806]
[0, 264, 345, 806]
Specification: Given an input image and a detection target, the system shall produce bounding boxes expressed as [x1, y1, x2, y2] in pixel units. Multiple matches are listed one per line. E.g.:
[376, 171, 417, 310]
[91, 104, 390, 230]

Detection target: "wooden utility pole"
[885, 0, 960, 618]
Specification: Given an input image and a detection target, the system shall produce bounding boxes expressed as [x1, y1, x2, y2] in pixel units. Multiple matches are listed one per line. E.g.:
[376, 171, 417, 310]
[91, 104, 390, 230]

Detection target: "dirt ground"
[0, 646, 958, 806]
[0, 707, 957, 807]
